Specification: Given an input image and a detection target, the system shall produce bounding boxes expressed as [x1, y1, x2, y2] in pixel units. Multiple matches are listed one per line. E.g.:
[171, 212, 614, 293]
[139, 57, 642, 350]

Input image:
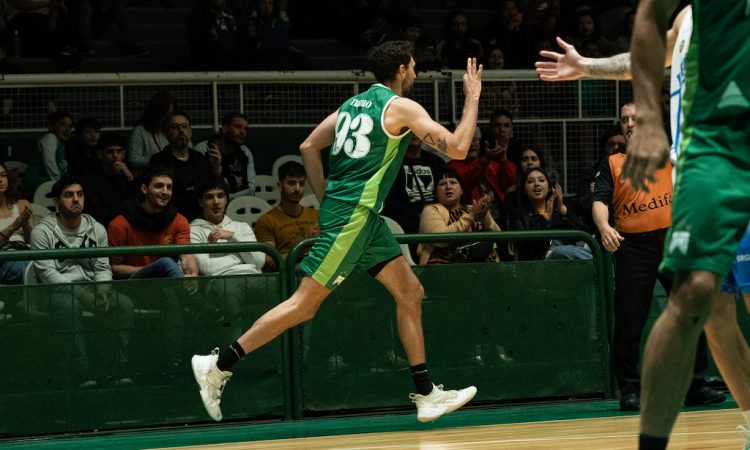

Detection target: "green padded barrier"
[0, 244, 288, 438]
[288, 231, 612, 417]
[296, 261, 607, 414]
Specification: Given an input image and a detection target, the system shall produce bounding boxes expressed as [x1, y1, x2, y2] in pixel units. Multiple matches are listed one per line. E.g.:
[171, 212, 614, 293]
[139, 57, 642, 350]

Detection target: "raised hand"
[535, 37, 588, 81]
[463, 58, 483, 101]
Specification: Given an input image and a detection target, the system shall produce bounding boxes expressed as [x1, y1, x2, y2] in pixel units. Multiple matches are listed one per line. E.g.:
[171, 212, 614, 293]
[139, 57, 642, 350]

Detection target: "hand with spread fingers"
[534, 37, 589, 81]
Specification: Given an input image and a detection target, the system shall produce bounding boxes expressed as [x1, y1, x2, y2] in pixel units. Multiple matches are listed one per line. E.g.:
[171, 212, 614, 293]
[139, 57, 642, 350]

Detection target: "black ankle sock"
[639, 434, 668, 450]
[410, 363, 433, 396]
[217, 341, 245, 372]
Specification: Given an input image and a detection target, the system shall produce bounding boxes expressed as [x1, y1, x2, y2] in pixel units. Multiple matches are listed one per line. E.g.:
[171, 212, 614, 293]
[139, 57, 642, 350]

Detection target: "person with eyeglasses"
[148, 111, 222, 221]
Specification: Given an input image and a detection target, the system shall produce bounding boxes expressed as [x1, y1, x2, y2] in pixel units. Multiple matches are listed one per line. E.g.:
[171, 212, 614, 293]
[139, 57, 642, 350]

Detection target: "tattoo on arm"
[588, 53, 632, 80]
[422, 133, 436, 146]
[437, 137, 448, 153]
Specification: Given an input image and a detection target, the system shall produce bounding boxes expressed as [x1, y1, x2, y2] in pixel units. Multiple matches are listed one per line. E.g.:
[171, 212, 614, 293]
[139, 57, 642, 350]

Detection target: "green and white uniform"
[661, 0, 750, 276]
[300, 84, 412, 289]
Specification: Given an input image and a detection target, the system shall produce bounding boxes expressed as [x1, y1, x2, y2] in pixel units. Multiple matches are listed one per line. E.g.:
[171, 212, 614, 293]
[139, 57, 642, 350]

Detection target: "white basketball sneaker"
[409, 384, 477, 422]
[738, 425, 750, 450]
[191, 348, 233, 421]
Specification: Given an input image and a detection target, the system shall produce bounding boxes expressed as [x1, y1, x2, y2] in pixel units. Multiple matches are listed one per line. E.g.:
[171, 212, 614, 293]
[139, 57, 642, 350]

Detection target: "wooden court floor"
[158, 409, 745, 450]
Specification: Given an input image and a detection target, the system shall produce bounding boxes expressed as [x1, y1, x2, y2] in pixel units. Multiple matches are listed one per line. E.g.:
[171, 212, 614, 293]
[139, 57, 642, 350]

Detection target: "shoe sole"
[417, 386, 478, 423]
[191, 356, 223, 422]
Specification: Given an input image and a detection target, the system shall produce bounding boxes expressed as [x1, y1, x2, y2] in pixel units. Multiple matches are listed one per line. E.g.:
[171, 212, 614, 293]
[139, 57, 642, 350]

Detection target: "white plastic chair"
[381, 215, 416, 266]
[254, 174, 280, 207]
[33, 180, 56, 213]
[226, 196, 272, 229]
[299, 193, 320, 209]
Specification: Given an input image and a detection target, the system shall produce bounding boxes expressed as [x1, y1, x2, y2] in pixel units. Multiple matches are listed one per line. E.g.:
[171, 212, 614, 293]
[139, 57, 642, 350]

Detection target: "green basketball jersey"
[325, 84, 412, 212]
[681, 0, 750, 128]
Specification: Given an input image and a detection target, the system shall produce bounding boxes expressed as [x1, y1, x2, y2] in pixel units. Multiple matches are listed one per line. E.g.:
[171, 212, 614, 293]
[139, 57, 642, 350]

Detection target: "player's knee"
[412, 282, 424, 302]
[287, 298, 321, 323]
[673, 271, 718, 320]
[395, 282, 424, 309]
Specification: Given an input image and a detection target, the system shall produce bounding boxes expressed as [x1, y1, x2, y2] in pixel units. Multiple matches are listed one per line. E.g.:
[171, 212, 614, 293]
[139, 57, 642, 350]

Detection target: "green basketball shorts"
[661, 120, 750, 278]
[300, 198, 402, 290]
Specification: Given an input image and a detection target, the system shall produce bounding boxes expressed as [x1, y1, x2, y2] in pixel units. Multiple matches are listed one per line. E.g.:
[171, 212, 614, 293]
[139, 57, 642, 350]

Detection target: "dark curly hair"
[368, 40, 413, 83]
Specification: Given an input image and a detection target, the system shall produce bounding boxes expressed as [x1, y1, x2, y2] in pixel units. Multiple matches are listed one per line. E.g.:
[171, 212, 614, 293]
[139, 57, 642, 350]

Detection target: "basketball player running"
[191, 41, 482, 423]
[536, 7, 750, 446]
[622, 0, 750, 448]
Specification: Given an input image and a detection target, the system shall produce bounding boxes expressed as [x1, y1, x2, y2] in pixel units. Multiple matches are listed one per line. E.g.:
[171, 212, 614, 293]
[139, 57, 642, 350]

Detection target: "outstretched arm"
[386, 58, 483, 160]
[535, 8, 687, 82]
[621, 0, 680, 191]
[535, 37, 633, 81]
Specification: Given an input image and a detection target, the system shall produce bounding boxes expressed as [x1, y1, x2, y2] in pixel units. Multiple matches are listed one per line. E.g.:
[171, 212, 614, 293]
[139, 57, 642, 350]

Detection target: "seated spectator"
[40, 110, 74, 180]
[435, 10, 483, 70]
[149, 111, 222, 221]
[23, 110, 74, 199]
[108, 165, 198, 369]
[386, 15, 439, 71]
[486, 107, 522, 173]
[76, 0, 147, 56]
[480, 0, 528, 68]
[187, 0, 243, 70]
[610, 8, 635, 54]
[382, 136, 446, 234]
[254, 161, 318, 271]
[31, 175, 134, 387]
[190, 178, 264, 338]
[507, 167, 590, 261]
[0, 162, 34, 285]
[5, 0, 76, 57]
[504, 146, 547, 210]
[479, 57, 521, 118]
[244, 0, 308, 70]
[128, 91, 176, 170]
[470, 119, 518, 225]
[194, 112, 256, 199]
[563, 9, 617, 57]
[66, 117, 101, 176]
[417, 171, 500, 265]
[82, 132, 135, 227]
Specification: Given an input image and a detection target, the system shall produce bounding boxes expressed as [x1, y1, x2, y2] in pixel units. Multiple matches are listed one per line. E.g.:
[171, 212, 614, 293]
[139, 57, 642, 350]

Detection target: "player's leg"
[235, 277, 330, 354]
[373, 253, 477, 422]
[704, 229, 750, 441]
[705, 290, 750, 409]
[639, 145, 750, 447]
[191, 277, 330, 421]
[191, 198, 365, 421]
[640, 270, 720, 439]
[373, 255, 425, 366]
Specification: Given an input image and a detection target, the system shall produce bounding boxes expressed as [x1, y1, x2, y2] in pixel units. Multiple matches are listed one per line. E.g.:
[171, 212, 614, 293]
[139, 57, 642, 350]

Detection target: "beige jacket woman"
[416, 203, 500, 265]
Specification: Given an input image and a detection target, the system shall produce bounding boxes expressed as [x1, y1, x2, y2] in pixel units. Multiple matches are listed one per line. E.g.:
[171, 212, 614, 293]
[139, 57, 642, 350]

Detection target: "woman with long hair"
[128, 91, 177, 169]
[0, 162, 35, 284]
[507, 167, 589, 261]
